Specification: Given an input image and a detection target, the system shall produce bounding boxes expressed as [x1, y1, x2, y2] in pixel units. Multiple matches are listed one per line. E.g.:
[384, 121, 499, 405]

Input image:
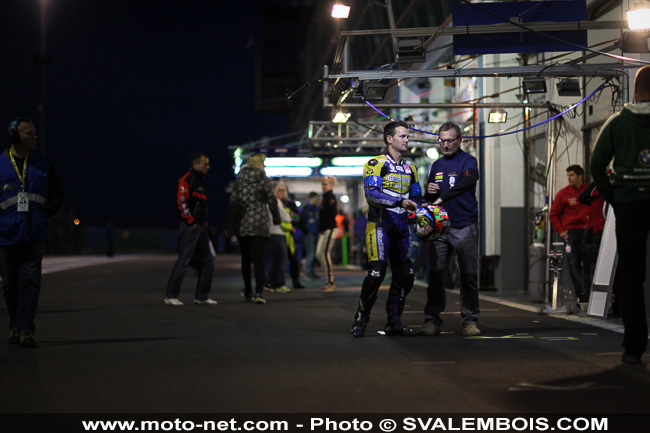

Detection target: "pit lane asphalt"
[1, 253, 649, 414]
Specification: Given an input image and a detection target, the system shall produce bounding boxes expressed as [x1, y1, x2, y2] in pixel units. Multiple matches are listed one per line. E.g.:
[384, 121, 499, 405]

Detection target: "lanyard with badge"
[9, 151, 29, 213]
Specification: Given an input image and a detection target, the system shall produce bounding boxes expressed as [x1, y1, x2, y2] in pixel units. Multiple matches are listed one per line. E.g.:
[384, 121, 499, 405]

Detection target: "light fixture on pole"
[627, 1, 650, 30]
[351, 80, 364, 98]
[332, 111, 351, 123]
[331, 2, 350, 19]
[363, 82, 389, 100]
[488, 108, 507, 124]
[395, 38, 426, 63]
[621, 31, 650, 53]
[556, 78, 582, 97]
[523, 77, 547, 94]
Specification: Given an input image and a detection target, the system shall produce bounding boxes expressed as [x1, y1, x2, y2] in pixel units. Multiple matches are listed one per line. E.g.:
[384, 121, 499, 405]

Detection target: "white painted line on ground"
[478, 292, 625, 335]
[41, 254, 148, 275]
[509, 382, 623, 391]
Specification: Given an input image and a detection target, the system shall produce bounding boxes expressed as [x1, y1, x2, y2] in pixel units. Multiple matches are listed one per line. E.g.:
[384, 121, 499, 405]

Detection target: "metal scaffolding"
[308, 120, 479, 156]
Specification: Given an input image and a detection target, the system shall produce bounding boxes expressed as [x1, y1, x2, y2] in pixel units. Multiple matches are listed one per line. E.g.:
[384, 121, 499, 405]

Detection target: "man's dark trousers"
[166, 223, 214, 301]
[613, 200, 650, 357]
[0, 242, 45, 334]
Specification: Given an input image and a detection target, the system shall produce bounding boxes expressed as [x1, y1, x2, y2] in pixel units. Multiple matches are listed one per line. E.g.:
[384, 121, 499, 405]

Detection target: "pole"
[524, 106, 531, 291]
[37, 0, 47, 156]
[545, 116, 555, 304]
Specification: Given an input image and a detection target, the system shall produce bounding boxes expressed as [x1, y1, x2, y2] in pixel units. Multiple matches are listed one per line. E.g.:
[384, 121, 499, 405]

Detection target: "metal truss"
[328, 62, 630, 81]
[330, 20, 629, 75]
[308, 120, 476, 156]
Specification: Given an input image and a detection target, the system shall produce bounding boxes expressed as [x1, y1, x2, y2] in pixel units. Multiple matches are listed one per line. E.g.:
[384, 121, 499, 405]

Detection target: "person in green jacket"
[591, 65, 650, 364]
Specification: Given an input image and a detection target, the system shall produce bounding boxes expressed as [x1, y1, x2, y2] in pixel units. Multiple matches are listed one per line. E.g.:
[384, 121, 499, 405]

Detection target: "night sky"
[1, 0, 288, 228]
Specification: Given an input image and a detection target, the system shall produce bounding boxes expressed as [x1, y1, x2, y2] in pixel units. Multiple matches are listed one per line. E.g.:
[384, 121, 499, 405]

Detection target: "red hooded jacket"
[549, 183, 588, 234]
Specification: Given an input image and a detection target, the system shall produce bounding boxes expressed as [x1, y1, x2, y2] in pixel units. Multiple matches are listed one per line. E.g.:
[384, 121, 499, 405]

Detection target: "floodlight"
[627, 2, 650, 30]
[352, 80, 389, 99]
[621, 31, 650, 53]
[331, 3, 350, 19]
[363, 83, 389, 100]
[332, 111, 351, 123]
[396, 38, 426, 63]
[523, 77, 547, 94]
[556, 78, 582, 97]
[488, 108, 507, 124]
[352, 80, 364, 98]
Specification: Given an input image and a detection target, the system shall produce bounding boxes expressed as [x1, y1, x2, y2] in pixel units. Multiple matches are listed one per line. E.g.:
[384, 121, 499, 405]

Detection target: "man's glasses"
[438, 137, 459, 144]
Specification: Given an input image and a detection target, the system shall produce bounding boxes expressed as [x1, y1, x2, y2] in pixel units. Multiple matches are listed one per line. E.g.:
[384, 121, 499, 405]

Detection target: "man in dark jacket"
[591, 65, 650, 364]
[300, 192, 320, 279]
[422, 122, 481, 337]
[1, 117, 64, 347]
[164, 153, 216, 306]
[578, 182, 607, 295]
[316, 176, 338, 292]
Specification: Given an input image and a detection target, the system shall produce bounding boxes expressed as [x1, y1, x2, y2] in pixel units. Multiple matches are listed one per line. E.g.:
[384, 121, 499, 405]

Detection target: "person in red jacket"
[164, 153, 216, 306]
[549, 165, 589, 303]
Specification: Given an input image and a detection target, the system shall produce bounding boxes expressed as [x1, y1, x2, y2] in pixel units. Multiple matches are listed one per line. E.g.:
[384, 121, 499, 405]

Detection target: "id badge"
[17, 192, 29, 213]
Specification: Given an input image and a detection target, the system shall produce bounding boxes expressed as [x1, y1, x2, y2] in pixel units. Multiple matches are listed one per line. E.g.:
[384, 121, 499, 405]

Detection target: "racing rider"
[351, 120, 424, 337]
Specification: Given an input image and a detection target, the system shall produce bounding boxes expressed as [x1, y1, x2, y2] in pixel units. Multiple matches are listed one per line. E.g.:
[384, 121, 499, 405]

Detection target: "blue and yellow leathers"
[352, 153, 424, 335]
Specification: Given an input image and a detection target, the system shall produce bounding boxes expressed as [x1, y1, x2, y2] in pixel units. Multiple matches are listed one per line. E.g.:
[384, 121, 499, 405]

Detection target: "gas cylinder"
[528, 242, 546, 302]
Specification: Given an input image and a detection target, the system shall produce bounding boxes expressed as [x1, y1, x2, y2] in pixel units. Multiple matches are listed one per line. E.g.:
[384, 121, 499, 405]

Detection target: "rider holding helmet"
[351, 120, 424, 337]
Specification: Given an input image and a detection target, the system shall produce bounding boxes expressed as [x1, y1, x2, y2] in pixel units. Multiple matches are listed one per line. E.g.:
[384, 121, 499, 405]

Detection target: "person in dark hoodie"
[164, 153, 217, 306]
[591, 65, 650, 364]
[227, 153, 281, 304]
